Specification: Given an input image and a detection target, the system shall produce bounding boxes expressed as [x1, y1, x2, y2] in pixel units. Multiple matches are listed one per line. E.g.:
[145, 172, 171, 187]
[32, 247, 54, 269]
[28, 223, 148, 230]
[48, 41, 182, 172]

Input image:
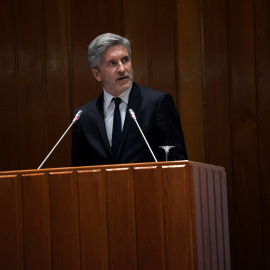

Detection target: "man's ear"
[92, 69, 101, 81]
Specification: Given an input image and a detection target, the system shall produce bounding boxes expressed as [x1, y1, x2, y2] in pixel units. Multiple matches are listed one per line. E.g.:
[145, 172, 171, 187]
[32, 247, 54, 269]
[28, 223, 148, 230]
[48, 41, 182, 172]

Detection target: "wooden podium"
[0, 161, 230, 270]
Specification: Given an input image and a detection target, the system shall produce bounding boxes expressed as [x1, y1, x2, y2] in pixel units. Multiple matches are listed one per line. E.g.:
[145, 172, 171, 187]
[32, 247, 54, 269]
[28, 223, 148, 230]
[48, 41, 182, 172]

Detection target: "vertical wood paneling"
[21, 173, 51, 269]
[0, 175, 22, 270]
[69, 0, 99, 109]
[202, 0, 232, 166]
[201, 0, 235, 263]
[200, 168, 211, 269]
[207, 169, 218, 269]
[192, 166, 204, 270]
[221, 171, 231, 269]
[97, 0, 124, 34]
[229, 0, 263, 268]
[133, 166, 165, 270]
[15, 0, 47, 170]
[106, 168, 137, 269]
[148, 0, 177, 100]
[162, 165, 194, 270]
[77, 170, 109, 270]
[213, 170, 225, 270]
[49, 171, 80, 269]
[191, 164, 230, 270]
[176, 0, 205, 162]
[254, 0, 270, 268]
[43, 0, 72, 169]
[123, 0, 150, 87]
[0, 0, 19, 171]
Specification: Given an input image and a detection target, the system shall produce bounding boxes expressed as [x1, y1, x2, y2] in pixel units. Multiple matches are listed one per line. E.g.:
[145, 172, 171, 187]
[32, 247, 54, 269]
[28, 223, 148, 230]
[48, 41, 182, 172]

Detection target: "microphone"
[128, 109, 158, 162]
[37, 110, 83, 169]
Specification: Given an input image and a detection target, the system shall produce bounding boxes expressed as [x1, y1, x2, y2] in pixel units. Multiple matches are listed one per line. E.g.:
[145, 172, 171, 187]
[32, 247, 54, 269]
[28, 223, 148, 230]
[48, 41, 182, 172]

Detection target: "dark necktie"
[112, 97, 122, 157]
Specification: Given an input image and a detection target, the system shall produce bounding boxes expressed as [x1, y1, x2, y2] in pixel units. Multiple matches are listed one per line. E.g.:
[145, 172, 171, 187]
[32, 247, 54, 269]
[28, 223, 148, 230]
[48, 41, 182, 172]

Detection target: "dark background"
[0, 0, 269, 269]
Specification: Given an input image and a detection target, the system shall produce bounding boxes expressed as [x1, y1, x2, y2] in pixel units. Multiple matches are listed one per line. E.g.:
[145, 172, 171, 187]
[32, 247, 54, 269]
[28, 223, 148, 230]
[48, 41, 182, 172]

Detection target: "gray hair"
[88, 33, 131, 69]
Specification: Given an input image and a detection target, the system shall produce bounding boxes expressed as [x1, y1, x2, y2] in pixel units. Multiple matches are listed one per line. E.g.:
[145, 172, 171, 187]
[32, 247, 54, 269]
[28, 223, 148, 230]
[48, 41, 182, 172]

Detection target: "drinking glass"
[158, 146, 175, 161]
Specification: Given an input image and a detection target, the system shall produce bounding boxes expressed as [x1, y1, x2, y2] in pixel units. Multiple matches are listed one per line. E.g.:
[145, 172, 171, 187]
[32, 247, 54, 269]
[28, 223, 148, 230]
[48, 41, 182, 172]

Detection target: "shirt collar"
[103, 85, 132, 108]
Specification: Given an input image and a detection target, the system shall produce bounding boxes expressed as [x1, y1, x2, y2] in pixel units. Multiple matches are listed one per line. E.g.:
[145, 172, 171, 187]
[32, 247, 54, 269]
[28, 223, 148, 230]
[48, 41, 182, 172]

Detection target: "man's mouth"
[117, 76, 129, 81]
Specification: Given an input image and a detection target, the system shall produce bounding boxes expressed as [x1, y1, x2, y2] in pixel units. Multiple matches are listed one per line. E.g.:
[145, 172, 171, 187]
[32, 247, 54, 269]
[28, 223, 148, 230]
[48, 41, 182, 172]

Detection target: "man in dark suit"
[72, 33, 187, 166]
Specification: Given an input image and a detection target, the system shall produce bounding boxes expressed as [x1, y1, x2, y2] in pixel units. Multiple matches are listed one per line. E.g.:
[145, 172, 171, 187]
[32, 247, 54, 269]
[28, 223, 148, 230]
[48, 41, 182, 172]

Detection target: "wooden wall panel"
[69, 0, 99, 109]
[229, 0, 263, 269]
[43, 0, 72, 169]
[0, 0, 19, 171]
[15, 0, 47, 170]
[124, 0, 150, 87]
[254, 0, 270, 268]
[147, 0, 178, 100]
[176, 0, 206, 162]
[97, 0, 124, 34]
[254, 0, 270, 269]
[201, 0, 235, 266]
[202, 0, 232, 167]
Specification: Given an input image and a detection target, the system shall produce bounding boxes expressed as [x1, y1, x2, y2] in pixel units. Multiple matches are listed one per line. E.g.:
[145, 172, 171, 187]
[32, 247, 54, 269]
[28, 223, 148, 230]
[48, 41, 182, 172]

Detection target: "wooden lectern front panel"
[133, 165, 166, 270]
[49, 171, 80, 269]
[21, 173, 51, 270]
[0, 161, 230, 270]
[0, 175, 23, 269]
[77, 169, 109, 270]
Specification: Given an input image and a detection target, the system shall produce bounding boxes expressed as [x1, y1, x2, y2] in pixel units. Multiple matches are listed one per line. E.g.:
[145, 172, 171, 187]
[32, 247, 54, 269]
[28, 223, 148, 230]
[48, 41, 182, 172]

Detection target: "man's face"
[92, 45, 133, 97]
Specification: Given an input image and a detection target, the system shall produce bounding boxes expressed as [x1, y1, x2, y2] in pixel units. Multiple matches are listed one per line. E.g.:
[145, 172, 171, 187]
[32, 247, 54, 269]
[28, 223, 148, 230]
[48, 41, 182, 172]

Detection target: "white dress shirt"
[103, 86, 132, 146]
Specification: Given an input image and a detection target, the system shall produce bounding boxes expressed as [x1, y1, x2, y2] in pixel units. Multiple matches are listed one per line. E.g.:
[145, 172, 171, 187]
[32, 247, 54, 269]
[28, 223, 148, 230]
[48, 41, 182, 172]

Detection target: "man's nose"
[118, 61, 125, 72]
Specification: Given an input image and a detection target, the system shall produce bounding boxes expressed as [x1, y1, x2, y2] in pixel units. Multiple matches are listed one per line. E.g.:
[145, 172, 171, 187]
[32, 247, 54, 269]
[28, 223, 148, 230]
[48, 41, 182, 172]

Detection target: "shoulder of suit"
[136, 83, 170, 99]
[134, 83, 168, 96]
[74, 96, 99, 115]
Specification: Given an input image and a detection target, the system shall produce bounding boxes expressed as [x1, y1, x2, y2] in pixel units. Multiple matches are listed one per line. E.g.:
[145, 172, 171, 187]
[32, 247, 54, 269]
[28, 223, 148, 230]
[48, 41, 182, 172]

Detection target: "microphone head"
[128, 108, 136, 119]
[76, 110, 83, 119]
[73, 110, 83, 123]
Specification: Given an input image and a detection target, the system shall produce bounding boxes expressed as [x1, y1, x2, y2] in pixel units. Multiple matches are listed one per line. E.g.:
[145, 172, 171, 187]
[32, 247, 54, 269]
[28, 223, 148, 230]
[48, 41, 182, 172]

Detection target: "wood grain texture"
[176, 0, 206, 163]
[69, 0, 99, 109]
[162, 165, 194, 270]
[49, 171, 80, 269]
[254, 0, 270, 268]
[106, 167, 137, 269]
[148, 0, 177, 100]
[21, 173, 51, 269]
[0, 0, 19, 171]
[77, 169, 109, 270]
[229, 0, 263, 268]
[123, 0, 150, 87]
[43, 0, 72, 169]
[0, 161, 230, 269]
[134, 166, 166, 270]
[15, 0, 47, 170]
[0, 175, 23, 270]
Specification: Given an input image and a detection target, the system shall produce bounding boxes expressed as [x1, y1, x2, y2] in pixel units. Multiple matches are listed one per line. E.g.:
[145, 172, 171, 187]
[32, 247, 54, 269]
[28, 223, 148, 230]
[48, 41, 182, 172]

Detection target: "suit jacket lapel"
[95, 93, 115, 159]
[118, 83, 141, 155]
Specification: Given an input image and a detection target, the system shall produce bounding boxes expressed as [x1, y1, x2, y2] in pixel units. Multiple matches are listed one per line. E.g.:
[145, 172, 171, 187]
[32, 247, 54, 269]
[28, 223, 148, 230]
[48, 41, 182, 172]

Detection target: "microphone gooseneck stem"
[37, 110, 83, 169]
[37, 122, 73, 169]
[128, 109, 158, 162]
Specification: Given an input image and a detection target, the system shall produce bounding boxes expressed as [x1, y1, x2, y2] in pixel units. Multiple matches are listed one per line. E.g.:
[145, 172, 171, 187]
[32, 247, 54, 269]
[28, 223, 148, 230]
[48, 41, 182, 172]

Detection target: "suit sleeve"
[71, 119, 91, 166]
[155, 93, 188, 160]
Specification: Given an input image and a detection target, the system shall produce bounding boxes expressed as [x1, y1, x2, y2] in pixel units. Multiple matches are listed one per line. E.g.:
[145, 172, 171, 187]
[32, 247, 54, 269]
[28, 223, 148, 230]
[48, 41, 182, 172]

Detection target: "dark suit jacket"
[71, 82, 187, 166]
